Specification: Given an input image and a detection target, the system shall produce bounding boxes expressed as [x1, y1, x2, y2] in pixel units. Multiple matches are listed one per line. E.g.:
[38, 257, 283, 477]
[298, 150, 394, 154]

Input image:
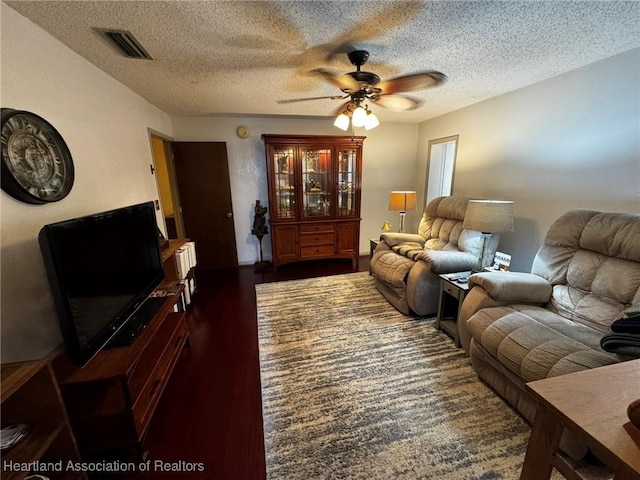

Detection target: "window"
[425, 135, 458, 207]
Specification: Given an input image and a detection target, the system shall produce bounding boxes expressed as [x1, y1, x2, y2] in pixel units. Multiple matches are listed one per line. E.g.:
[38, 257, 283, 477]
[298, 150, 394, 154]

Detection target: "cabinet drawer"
[301, 245, 335, 257]
[132, 314, 187, 436]
[128, 311, 182, 401]
[300, 232, 335, 246]
[442, 281, 464, 298]
[300, 224, 335, 234]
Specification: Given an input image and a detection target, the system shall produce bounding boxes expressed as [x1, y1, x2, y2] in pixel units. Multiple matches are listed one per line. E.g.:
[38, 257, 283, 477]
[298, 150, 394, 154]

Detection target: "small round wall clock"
[1, 108, 75, 204]
[236, 125, 249, 139]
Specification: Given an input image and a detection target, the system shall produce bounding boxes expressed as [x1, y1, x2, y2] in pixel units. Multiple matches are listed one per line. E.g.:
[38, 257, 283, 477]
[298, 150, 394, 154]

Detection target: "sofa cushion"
[423, 219, 465, 250]
[532, 210, 640, 331]
[378, 233, 425, 248]
[581, 212, 640, 261]
[391, 242, 424, 260]
[467, 304, 619, 383]
[457, 229, 485, 258]
[418, 196, 470, 249]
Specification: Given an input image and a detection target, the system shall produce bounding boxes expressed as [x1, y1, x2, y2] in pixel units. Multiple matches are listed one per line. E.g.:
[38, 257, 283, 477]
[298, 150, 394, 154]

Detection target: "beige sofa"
[371, 195, 499, 316]
[459, 209, 640, 457]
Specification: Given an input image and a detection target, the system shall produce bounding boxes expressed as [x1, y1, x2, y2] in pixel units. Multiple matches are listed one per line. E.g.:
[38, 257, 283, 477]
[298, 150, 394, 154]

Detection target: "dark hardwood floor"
[138, 257, 370, 479]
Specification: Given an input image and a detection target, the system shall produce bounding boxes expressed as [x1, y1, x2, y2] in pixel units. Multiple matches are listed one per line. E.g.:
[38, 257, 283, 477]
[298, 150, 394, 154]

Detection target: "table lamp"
[388, 191, 417, 232]
[462, 200, 514, 271]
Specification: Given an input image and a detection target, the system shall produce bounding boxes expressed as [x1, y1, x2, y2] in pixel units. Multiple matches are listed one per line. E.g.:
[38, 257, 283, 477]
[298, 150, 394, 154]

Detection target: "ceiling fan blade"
[372, 95, 423, 111]
[277, 95, 346, 104]
[314, 68, 361, 93]
[377, 71, 447, 94]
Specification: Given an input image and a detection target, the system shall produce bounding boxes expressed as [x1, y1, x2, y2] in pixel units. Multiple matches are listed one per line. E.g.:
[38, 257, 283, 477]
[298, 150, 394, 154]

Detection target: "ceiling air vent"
[95, 28, 153, 60]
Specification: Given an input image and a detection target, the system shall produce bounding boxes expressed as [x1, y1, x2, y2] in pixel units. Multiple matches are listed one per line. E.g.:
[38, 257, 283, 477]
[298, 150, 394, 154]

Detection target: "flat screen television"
[39, 201, 166, 367]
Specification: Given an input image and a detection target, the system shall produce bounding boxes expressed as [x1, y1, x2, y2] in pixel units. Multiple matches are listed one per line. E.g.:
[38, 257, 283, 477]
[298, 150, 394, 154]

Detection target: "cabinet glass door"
[273, 146, 296, 220]
[301, 147, 332, 219]
[337, 148, 358, 216]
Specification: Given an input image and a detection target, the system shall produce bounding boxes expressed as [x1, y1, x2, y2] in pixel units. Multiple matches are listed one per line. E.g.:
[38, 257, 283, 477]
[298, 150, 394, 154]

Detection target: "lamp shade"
[333, 113, 349, 131]
[351, 106, 367, 127]
[388, 191, 417, 212]
[364, 111, 379, 130]
[462, 200, 514, 233]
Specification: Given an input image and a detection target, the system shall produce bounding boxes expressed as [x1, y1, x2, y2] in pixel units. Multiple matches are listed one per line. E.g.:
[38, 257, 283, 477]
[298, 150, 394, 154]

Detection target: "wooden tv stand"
[52, 240, 194, 458]
[52, 293, 187, 458]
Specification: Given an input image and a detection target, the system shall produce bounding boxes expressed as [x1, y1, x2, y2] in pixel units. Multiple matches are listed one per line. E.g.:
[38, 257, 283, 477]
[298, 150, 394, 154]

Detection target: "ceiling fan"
[278, 50, 447, 130]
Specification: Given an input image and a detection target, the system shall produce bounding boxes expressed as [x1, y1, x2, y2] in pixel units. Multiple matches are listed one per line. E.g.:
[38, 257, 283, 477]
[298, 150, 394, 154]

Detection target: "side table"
[520, 360, 640, 479]
[369, 238, 380, 276]
[436, 272, 471, 347]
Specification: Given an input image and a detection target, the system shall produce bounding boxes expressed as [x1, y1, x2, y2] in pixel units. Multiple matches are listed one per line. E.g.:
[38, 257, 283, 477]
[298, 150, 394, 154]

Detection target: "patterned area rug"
[256, 272, 532, 479]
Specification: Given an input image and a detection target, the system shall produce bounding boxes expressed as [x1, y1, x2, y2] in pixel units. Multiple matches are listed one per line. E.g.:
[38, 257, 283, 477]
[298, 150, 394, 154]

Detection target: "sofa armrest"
[458, 273, 552, 354]
[459, 287, 506, 353]
[379, 233, 425, 248]
[469, 272, 552, 304]
[415, 249, 477, 274]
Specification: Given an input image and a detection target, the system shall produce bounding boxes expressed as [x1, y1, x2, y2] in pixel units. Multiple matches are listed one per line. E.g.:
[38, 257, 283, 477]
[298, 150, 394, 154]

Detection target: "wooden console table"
[52, 293, 187, 458]
[520, 360, 640, 480]
[51, 240, 195, 459]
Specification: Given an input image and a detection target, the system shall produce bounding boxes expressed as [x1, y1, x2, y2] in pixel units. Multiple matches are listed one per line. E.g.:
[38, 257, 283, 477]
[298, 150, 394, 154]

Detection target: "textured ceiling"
[5, 1, 640, 122]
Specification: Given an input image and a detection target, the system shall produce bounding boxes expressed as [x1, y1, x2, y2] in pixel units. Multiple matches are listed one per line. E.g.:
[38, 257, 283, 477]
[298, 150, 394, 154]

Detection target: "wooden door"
[172, 142, 238, 270]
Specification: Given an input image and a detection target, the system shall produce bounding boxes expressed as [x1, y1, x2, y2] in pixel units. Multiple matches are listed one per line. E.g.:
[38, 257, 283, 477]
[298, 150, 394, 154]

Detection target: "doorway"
[150, 133, 185, 239]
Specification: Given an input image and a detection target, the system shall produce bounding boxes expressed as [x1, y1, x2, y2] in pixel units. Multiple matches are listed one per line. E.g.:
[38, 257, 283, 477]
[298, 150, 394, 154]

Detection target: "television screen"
[39, 201, 165, 367]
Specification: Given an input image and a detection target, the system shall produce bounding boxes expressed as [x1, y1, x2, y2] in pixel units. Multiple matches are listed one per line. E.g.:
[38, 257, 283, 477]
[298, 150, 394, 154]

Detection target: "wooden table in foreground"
[520, 359, 640, 480]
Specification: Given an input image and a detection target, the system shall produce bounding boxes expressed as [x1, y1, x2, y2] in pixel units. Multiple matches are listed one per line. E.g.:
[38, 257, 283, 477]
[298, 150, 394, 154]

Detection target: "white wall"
[170, 116, 419, 264]
[417, 48, 640, 272]
[1, 4, 173, 363]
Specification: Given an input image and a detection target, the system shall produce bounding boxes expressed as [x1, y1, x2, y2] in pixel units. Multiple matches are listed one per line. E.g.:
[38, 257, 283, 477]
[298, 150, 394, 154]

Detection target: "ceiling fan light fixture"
[351, 106, 367, 127]
[333, 112, 350, 131]
[364, 110, 379, 130]
[286, 50, 445, 131]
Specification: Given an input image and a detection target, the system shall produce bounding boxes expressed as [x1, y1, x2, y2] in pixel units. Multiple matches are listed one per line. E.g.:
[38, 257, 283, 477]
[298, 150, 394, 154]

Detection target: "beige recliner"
[459, 209, 640, 458]
[371, 195, 499, 316]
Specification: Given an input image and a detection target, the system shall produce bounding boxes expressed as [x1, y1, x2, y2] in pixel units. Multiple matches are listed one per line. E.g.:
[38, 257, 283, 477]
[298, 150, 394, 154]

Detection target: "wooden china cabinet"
[262, 134, 365, 269]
